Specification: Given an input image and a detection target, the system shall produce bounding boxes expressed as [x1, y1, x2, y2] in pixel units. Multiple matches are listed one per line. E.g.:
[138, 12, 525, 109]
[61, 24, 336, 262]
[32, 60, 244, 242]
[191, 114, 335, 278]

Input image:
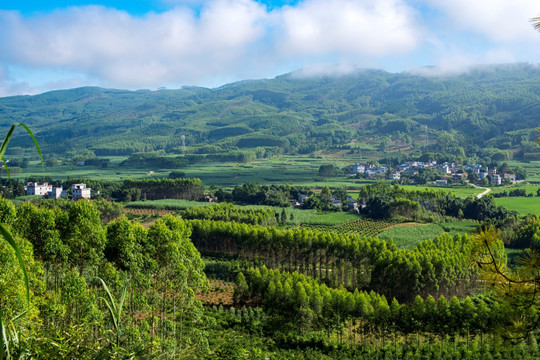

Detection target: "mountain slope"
[1, 63, 539, 157]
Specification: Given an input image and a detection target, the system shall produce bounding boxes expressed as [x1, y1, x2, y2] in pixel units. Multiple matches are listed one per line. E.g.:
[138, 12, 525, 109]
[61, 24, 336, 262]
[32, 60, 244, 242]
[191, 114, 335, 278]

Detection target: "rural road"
[470, 183, 491, 199]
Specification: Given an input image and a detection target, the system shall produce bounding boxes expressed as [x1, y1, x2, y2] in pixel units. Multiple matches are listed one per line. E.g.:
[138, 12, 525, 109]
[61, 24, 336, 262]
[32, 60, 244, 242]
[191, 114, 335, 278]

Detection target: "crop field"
[17, 154, 375, 188]
[399, 184, 481, 198]
[378, 223, 445, 248]
[437, 220, 479, 234]
[301, 218, 400, 237]
[490, 183, 540, 196]
[495, 197, 540, 215]
[507, 160, 540, 182]
[378, 220, 479, 248]
[249, 206, 360, 226]
[17, 157, 170, 181]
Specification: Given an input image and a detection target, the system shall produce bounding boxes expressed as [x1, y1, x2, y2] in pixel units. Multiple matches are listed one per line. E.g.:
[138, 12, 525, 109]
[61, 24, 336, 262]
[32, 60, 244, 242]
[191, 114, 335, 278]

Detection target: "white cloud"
[0, 0, 539, 96]
[0, 1, 268, 89]
[424, 0, 540, 42]
[276, 0, 422, 56]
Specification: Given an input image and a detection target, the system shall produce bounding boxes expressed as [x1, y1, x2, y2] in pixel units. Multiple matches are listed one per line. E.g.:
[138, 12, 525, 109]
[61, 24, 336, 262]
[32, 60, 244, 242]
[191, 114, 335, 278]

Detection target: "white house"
[48, 187, 67, 199]
[26, 182, 52, 196]
[72, 183, 91, 199]
[491, 174, 502, 185]
[351, 163, 366, 174]
[389, 171, 401, 180]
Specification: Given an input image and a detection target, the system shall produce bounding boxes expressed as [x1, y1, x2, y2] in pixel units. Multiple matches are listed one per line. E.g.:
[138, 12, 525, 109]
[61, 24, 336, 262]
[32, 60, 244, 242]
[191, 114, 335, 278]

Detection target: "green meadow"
[378, 220, 478, 249]
[495, 197, 540, 215]
[399, 184, 482, 198]
[490, 183, 540, 196]
[18, 155, 365, 187]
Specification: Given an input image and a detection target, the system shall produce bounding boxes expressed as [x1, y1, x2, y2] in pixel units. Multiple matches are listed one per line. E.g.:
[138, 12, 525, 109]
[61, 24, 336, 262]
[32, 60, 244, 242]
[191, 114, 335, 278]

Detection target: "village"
[344, 160, 518, 185]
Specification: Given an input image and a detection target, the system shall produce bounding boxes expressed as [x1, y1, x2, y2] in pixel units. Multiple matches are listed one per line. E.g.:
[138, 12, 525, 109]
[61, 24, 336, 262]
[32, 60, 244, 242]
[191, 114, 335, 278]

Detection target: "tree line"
[235, 266, 513, 347]
[178, 202, 277, 226]
[188, 219, 484, 302]
[359, 183, 515, 222]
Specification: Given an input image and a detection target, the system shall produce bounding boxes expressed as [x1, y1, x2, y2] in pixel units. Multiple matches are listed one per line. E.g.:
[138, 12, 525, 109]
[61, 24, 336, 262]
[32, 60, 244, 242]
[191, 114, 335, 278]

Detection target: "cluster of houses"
[344, 161, 517, 185]
[25, 182, 93, 200]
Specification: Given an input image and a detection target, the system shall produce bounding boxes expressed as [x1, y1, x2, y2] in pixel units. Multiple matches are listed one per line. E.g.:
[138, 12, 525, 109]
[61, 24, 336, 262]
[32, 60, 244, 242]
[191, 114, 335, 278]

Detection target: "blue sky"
[1, 0, 539, 96]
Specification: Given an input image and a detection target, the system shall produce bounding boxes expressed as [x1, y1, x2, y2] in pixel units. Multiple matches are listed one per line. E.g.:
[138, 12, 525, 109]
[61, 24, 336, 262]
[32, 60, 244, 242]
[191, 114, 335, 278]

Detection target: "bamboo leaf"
[98, 297, 118, 331]
[98, 277, 118, 315]
[117, 279, 130, 325]
[97, 277, 130, 346]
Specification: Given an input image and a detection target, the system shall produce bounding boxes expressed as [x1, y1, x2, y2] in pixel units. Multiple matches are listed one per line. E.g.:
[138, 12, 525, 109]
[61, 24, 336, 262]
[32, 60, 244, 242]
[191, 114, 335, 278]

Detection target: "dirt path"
[470, 183, 491, 199]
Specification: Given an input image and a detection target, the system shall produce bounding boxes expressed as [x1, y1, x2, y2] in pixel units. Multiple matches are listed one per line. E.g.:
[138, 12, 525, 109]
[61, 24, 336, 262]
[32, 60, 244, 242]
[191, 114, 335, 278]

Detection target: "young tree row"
[188, 219, 483, 302]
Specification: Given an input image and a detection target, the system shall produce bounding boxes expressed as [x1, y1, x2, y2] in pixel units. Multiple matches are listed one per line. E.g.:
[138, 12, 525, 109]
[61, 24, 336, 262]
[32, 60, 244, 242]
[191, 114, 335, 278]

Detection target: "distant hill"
[1, 63, 539, 160]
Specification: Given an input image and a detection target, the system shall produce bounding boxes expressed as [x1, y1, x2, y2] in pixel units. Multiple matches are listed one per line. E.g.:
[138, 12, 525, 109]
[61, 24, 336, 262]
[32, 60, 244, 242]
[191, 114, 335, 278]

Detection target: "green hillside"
[1, 63, 539, 160]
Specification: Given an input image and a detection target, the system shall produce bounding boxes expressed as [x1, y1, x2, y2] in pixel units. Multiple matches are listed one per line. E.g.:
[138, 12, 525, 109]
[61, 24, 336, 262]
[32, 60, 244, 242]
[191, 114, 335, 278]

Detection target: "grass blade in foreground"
[98, 277, 130, 346]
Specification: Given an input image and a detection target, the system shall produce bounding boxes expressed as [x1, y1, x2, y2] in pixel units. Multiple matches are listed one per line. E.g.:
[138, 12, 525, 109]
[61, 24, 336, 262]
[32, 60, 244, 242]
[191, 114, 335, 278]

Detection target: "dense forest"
[1, 63, 539, 161]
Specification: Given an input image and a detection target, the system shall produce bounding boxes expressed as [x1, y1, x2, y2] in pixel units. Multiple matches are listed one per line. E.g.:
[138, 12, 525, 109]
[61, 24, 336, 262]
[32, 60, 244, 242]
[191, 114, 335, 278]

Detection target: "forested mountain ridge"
[1, 63, 539, 157]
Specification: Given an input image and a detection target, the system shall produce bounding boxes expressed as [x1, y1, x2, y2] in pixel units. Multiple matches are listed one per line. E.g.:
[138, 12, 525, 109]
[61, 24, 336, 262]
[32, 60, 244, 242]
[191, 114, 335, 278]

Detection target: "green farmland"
[495, 197, 540, 215]
[378, 220, 478, 249]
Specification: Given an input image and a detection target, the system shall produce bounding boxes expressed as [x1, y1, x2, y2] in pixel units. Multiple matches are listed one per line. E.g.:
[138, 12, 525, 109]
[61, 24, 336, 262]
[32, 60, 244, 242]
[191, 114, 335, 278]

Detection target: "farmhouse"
[48, 187, 67, 199]
[26, 182, 52, 196]
[491, 174, 502, 185]
[503, 173, 517, 183]
[72, 183, 92, 200]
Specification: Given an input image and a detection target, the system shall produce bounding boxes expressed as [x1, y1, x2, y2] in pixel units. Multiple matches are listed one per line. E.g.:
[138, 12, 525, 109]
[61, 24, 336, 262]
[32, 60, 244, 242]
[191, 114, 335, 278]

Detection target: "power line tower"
[181, 135, 186, 153]
[424, 125, 428, 149]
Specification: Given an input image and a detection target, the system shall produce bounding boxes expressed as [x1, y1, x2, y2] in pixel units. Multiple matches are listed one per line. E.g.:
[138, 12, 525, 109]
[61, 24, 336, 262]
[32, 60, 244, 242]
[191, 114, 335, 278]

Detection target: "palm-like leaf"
[98, 277, 130, 346]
